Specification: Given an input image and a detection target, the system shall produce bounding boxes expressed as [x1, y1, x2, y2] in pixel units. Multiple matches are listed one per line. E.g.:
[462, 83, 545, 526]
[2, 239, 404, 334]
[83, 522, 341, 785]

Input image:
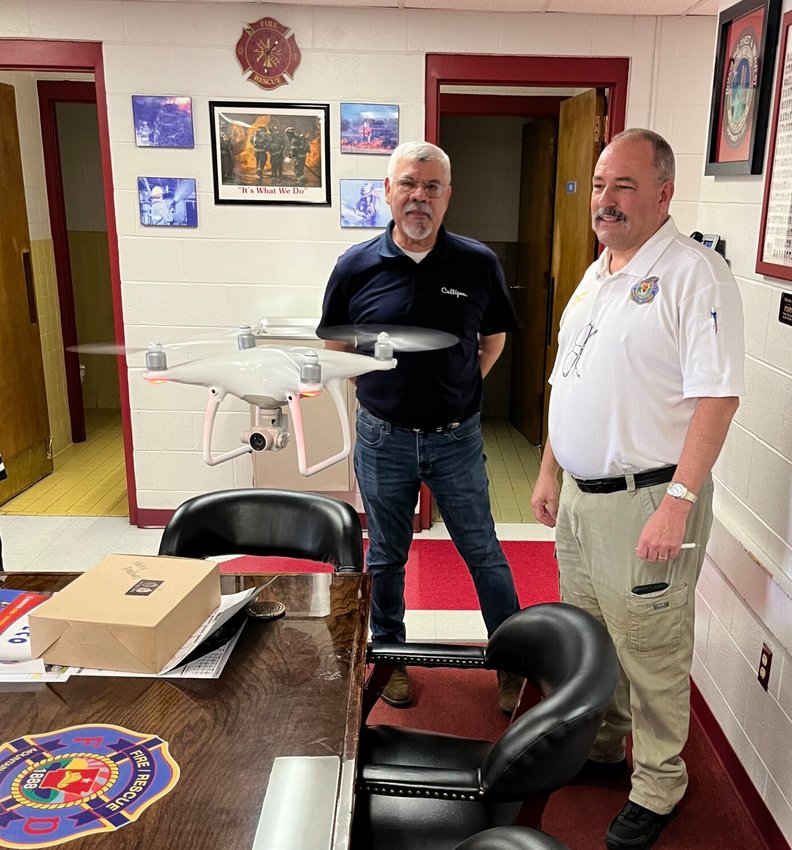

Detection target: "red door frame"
[1, 40, 138, 524]
[425, 53, 629, 142]
[37, 79, 97, 446]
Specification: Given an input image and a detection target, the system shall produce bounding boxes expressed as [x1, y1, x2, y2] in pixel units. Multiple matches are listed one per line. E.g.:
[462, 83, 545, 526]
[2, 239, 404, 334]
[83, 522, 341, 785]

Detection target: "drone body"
[143, 346, 395, 407]
[143, 343, 397, 474]
[74, 323, 456, 477]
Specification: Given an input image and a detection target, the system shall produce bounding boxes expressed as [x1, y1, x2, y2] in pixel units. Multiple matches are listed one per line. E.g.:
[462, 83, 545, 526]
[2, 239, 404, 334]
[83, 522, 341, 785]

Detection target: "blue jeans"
[354, 407, 519, 643]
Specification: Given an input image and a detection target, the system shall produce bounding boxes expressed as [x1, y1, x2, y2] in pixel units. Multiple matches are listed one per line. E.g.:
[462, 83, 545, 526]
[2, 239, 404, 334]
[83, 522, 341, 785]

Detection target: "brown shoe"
[381, 665, 413, 708]
[497, 670, 524, 714]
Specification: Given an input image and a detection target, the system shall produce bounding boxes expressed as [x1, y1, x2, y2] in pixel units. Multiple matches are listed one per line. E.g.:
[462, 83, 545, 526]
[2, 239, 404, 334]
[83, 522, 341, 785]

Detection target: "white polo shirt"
[548, 217, 745, 480]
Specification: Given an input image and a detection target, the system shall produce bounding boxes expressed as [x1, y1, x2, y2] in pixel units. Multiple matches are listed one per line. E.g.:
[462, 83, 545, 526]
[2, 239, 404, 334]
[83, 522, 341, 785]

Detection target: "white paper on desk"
[161, 584, 263, 671]
[74, 585, 263, 678]
[0, 659, 74, 682]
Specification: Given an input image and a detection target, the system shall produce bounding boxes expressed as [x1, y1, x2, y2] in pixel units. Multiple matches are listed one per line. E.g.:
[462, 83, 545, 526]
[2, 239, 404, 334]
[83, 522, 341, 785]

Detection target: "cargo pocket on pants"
[626, 583, 688, 656]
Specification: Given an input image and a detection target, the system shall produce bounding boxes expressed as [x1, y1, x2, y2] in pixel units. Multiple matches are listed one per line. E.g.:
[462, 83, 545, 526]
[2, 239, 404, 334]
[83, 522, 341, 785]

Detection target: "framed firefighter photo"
[208, 101, 330, 205]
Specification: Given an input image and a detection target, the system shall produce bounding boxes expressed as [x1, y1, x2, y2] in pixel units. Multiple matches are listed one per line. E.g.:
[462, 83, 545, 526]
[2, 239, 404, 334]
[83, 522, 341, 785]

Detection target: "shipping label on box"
[28, 554, 220, 674]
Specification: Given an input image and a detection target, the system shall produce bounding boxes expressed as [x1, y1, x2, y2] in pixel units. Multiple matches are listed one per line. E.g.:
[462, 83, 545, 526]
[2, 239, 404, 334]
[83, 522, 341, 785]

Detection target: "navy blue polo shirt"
[318, 223, 518, 430]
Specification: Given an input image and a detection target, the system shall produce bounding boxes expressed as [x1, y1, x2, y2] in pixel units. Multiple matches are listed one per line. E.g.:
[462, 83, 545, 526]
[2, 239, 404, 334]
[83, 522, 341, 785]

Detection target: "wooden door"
[509, 118, 558, 444]
[0, 83, 53, 504]
[542, 88, 605, 445]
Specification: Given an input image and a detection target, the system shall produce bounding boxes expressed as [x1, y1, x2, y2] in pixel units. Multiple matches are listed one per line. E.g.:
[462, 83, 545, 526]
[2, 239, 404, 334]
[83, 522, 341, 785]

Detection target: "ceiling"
[109, 0, 720, 16]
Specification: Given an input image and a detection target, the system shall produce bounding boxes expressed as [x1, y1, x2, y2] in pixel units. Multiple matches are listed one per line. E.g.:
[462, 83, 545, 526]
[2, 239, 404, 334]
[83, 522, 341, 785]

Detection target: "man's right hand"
[530, 473, 560, 527]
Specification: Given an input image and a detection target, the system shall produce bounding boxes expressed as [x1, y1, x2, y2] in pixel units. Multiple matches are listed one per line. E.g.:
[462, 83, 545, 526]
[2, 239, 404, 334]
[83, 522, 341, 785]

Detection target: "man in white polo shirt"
[531, 128, 744, 850]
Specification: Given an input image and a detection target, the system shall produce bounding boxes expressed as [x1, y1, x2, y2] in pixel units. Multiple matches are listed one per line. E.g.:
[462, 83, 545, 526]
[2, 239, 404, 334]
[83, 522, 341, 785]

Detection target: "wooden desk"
[0, 572, 371, 850]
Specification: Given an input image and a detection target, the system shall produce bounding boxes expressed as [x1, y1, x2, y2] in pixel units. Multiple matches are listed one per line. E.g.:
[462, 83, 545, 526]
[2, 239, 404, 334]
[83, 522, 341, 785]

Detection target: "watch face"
[668, 483, 686, 498]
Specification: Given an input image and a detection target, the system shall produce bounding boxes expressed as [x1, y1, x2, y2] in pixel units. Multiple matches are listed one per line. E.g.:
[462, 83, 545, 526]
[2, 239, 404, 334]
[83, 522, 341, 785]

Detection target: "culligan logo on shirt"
[441, 286, 468, 298]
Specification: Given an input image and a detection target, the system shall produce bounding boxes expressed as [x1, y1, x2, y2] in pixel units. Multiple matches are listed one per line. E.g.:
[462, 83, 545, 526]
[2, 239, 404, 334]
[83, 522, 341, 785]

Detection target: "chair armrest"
[366, 642, 487, 669]
[359, 764, 483, 799]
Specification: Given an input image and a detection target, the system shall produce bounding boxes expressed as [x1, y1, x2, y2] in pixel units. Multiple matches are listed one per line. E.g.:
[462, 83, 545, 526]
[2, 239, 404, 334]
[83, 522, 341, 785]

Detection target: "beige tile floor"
[481, 417, 541, 523]
[0, 409, 128, 518]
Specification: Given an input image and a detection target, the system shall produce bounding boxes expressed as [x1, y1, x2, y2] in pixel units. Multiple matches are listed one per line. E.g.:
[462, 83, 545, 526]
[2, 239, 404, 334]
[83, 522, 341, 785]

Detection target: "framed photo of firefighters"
[339, 179, 389, 228]
[208, 101, 330, 205]
[705, 0, 781, 175]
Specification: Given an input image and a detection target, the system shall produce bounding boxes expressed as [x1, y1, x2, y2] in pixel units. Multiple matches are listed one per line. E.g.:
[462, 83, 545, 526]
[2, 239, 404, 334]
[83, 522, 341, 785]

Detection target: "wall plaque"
[236, 18, 301, 92]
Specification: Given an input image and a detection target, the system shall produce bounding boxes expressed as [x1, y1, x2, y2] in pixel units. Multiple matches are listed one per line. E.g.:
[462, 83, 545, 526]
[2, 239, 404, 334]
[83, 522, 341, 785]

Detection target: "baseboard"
[691, 681, 790, 850]
[136, 508, 174, 528]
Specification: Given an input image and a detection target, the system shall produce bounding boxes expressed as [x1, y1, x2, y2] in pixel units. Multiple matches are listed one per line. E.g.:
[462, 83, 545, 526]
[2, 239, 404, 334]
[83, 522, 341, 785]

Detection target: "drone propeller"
[316, 324, 458, 353]
[67, 326, 263, 369]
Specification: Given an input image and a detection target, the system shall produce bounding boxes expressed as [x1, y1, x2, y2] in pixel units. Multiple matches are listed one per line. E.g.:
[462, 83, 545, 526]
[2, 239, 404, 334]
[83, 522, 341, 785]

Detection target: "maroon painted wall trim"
[425, 53, 629, 143]
[1, 39, 138, 524]
[439, 93, 565, 118]
[37, 80, 93, 445]
[691, 681, 790, 850]
[136, 508, 174, 530]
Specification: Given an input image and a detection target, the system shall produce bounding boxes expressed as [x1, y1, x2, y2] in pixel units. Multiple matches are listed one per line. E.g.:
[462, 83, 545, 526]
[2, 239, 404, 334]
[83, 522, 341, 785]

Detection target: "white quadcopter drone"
[75, 322, 457, 476]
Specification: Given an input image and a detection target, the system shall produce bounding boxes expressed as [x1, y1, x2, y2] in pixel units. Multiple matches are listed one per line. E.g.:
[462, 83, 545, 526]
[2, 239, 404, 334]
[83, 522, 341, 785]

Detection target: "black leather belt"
[406, 421, 461, 435]
[572, 465, 676, 494]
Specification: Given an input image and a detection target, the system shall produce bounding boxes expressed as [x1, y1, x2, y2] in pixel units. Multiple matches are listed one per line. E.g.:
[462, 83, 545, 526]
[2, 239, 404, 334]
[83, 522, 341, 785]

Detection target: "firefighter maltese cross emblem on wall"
[236, 18, 301, 91]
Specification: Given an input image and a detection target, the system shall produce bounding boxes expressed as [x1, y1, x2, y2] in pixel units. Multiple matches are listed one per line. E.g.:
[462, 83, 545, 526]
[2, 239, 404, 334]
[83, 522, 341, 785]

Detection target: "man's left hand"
[635, 498, 691, 561]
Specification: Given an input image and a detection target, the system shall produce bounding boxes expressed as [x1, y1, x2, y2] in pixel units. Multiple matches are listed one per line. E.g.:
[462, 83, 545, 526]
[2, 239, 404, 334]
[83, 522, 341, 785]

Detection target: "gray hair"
[387, 141, 451, 183]
[609, 128, 675, 183]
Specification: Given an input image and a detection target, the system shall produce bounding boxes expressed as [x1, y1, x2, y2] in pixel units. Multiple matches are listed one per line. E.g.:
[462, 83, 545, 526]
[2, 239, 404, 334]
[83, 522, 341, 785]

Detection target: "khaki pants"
[555, 472, 714, 814]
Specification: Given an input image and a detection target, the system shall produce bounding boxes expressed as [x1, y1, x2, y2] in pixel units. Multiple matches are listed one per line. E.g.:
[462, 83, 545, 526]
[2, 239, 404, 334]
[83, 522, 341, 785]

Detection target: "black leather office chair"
[354, 602, 618, 850]
[158, 488, 363, 572]
[454, 827, 571, 850]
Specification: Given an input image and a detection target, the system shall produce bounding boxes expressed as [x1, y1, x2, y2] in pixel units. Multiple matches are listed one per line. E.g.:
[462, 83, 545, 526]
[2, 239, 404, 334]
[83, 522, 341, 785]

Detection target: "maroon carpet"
[369, 667, 768, 850]
[223, 539, 558, 610]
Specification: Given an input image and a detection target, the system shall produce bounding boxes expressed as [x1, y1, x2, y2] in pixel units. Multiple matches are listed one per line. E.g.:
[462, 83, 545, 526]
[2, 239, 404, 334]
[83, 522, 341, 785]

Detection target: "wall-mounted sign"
[780, 292, 792, 326]
[236, 18, 301, 92]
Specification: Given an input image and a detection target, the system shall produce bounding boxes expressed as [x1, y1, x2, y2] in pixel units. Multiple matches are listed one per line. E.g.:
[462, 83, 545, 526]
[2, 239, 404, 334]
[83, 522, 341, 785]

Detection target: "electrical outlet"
[758, 643, 773, 691]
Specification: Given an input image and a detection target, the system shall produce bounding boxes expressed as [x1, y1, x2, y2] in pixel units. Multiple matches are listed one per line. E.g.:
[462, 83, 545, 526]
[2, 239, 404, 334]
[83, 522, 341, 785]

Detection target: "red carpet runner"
[224, 539, 558, 609]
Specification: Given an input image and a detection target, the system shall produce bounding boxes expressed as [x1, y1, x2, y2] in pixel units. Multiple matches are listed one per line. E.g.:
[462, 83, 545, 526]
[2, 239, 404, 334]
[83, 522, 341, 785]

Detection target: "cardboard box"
[28, 554, 221, 674]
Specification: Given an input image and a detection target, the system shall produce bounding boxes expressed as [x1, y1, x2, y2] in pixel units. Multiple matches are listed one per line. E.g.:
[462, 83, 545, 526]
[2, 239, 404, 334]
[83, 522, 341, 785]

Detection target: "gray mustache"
[594, 207, 626, 222]
[405, 202, 432, 216]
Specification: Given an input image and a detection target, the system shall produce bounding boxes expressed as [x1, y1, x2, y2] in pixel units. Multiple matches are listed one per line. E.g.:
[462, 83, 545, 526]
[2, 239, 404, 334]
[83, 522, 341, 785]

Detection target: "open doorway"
[424, 54, 628, 523]
[0, 41, 136, 523]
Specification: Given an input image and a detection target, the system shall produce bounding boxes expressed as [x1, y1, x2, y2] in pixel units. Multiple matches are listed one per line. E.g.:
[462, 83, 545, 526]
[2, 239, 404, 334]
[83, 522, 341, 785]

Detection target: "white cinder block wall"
[5, 0, 792, 840]
[691, 0, 792, 840]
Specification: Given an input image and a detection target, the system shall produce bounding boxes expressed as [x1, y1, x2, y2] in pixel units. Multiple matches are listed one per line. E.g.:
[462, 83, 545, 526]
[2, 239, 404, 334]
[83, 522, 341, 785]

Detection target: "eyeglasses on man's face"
[391, 178, 449, 199]
[562, 323, 598, 377]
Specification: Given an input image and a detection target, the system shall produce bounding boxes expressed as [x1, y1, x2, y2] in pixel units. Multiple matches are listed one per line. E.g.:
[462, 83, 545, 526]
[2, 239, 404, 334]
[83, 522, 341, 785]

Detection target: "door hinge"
[594, 116, 605, 144]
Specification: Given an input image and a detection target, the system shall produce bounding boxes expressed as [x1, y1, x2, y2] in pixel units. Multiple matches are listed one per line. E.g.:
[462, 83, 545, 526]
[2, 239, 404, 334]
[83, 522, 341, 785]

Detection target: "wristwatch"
[666, 482, 697, 504]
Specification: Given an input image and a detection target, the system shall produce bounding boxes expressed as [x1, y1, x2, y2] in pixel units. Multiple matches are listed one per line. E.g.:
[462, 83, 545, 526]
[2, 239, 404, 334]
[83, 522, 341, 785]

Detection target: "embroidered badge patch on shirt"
[630, 276, 660, 304]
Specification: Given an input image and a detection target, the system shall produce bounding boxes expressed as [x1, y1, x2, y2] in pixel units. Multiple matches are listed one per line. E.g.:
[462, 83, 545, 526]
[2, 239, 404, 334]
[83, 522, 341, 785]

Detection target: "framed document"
[757, 10, 792, 278]
[705, 0, 781, 176]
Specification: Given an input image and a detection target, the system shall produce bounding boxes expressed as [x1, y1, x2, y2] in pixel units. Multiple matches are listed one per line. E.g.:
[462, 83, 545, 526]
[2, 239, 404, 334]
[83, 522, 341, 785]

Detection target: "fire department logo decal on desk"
[236, 17, 301, 91]
[0, 724, 179, 847]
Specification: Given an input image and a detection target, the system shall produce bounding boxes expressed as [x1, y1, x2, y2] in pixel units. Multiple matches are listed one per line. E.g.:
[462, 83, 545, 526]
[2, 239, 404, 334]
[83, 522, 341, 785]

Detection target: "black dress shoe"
[571, 757, 630, 784]
[605, 801, 678, 849]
